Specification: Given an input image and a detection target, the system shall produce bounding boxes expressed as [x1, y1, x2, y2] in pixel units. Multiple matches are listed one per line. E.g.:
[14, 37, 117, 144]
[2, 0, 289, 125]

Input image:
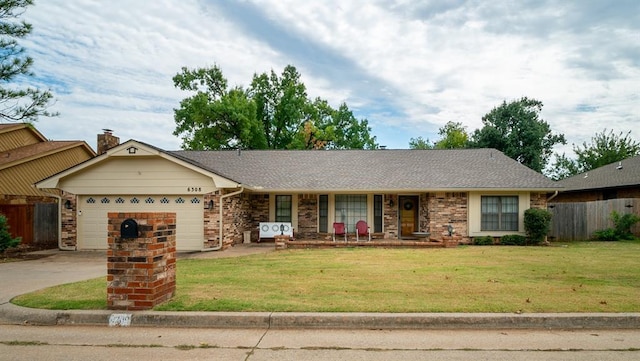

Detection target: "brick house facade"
[39, 140, 560, 251]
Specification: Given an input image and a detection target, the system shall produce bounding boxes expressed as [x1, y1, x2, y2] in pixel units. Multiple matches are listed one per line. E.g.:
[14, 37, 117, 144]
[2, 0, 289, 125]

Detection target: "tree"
[0, 0, 56, 122]
[469, 97, 566, 172]
[249, 65, 308, 149]
[409, 136, 434, 149]
[548, 129, 640, 180]
[172, 65, 267, 150]
[174, 64, 378, 150]
[434, 121, 468, 149]
[0, 214, 20, 253]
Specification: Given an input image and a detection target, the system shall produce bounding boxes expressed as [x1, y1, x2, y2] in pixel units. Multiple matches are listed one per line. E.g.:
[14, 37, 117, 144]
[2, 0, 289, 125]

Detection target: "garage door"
[78, 195, 204, 251]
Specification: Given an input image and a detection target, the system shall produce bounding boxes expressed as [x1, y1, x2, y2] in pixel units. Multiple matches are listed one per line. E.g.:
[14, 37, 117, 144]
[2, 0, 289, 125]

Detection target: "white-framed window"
[335, 194, 367, 231]
[481, 196, 518, 231]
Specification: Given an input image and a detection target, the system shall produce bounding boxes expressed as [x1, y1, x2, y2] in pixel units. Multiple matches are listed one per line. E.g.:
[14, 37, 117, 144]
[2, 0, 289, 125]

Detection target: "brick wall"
[250, 194, 269, 241]
[297, 194, 317, 239]
[60, 192, 77, 249]
[107, 212, 176, 310]
[530, 192, 547, 209]
[427, 192, 469, 242]
[383, 194, 398, 239]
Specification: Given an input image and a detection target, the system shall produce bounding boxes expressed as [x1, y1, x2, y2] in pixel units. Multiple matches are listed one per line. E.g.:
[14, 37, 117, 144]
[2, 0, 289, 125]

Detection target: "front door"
[398, 196, 419, 238]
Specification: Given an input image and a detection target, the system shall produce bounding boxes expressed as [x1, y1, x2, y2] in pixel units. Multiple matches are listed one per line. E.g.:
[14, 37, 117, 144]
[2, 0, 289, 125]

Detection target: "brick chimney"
[97, 129, 120, 155]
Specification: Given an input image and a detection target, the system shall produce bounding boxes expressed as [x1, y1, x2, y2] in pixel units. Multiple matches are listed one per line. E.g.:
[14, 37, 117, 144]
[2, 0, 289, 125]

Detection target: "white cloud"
[12, 0, 640, 160]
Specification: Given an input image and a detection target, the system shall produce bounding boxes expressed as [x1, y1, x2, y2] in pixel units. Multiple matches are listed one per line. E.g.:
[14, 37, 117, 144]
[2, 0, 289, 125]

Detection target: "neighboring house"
[37, 139, 560, 251]
[548, 155, 640, 241]
[551, 155, 640, 202]
[0, 123, 95, 248]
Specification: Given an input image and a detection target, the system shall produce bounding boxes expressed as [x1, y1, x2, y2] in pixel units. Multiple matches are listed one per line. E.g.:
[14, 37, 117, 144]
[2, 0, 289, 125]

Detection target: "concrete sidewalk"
[1, 244, 639, 330]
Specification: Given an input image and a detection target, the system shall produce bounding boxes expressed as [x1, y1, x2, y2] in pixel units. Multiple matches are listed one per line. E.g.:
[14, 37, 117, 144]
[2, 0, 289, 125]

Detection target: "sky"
[14, 0, 640, 160]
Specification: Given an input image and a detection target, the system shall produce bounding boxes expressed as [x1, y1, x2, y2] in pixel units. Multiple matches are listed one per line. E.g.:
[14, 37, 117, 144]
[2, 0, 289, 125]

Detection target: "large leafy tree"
[548, 129, 640, 180]
[468, 97, 566, 172]
[174, 64, 377, 150]
[0, 0, 56, 122]
[249, 65, 308, 149]
[172, 65, 267, 150]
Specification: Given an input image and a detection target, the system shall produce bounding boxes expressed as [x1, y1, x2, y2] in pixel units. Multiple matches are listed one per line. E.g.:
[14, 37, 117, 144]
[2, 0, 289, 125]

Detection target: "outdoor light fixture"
[389, 198, 395, 207]
[64, 200, 72, 209]
[447, 224, 454, 236]
[204, 200, 214, 210]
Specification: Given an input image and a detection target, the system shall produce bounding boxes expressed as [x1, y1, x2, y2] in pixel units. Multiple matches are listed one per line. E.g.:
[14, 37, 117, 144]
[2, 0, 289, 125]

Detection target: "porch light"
[204, 200, 214, 210]
[64, 200, 73, 209]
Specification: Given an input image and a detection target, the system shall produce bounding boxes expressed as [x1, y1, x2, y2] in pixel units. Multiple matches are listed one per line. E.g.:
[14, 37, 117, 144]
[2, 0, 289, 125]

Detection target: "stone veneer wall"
[203, 190, 253, 249]
[383, 194, 399, 239]
[107, 212, 176, 310]
[297, 194, 318, 239]
[427, 192, 469, 242]
[60, 192, 77, 249]
[250, 194, 269, 241]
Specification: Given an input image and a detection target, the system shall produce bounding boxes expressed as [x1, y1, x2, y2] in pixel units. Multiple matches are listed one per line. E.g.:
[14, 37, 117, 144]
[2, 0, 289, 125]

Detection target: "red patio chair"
[332, 222, 347, 242]
[355, 220, 371, 242]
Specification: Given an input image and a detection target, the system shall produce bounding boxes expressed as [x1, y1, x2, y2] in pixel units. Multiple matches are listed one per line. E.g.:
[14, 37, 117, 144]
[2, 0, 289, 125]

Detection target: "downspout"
[42, 191, 76, 251]
[201, 186, 244, 252]
[547, 190, 559, 202]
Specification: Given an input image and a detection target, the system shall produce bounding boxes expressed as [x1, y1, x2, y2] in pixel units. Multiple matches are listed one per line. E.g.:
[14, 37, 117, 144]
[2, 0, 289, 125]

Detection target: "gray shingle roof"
[557, 155, 640, 191]
[171, 148, 560, 192]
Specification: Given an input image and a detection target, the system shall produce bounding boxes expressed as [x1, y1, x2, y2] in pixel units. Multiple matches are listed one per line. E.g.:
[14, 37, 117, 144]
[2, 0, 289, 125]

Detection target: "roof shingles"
[171, 148, 560, 192]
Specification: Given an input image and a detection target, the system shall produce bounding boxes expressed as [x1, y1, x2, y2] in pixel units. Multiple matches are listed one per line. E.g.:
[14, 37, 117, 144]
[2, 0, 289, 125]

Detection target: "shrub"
[611, 211, 640, 240]
[473, 236, 494, 245]
[500, 234, 527, 246]
[592, 211, 640, 242]
[524, 208, 552, 244]
[0, 214, 21, 253]
[593, 228, 618, 242]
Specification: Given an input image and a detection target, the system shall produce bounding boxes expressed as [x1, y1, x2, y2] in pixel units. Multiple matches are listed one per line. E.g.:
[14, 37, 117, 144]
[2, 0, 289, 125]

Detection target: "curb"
[2, 303, 639, 330]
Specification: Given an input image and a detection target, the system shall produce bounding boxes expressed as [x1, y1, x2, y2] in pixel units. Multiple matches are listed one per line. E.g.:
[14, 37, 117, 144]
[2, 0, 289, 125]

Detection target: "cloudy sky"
[17, 0, 640, 159]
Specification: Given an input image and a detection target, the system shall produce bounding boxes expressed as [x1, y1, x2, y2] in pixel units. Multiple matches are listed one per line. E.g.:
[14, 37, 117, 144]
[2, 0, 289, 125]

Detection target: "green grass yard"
[12, 241, 640, 313]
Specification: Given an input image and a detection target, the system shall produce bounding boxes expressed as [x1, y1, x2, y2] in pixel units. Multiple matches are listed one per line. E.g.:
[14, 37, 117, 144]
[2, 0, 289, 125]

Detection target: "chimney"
[97, 129, 120, 155]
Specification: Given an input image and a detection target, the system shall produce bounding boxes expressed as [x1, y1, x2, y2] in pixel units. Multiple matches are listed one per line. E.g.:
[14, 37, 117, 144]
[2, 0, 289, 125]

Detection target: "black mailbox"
[120, 218, 138, 239]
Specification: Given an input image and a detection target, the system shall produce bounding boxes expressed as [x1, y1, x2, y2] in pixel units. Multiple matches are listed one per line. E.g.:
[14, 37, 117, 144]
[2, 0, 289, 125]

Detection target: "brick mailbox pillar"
[107, 212, 177, 310]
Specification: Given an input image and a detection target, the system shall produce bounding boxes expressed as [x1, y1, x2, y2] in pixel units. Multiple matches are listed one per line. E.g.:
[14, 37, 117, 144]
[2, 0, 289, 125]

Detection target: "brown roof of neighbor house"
[557, 155, 640, 192]
[172, 148, 561, 192]
[0, 123, 96, 196]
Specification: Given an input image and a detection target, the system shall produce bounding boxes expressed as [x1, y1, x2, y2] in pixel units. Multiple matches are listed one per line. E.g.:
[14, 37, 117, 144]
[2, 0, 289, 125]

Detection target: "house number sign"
[187, 187, 202, 192]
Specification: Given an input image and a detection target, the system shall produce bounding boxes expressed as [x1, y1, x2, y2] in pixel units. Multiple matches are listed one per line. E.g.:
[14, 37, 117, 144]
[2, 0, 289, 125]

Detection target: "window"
[335, 194, 367, 232]
[374, 194, 383, 233]
[275, 195, 292, 222]
[318, 195, 328, 233]
[481, 196, 518, 231]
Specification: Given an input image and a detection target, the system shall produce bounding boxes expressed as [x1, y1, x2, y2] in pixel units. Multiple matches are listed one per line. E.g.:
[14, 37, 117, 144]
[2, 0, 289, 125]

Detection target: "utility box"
[243, 231, 251, 244]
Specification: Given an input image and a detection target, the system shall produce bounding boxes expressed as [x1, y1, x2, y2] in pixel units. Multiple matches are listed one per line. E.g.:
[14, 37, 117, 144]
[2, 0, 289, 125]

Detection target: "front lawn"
[12, 241, 640, 313]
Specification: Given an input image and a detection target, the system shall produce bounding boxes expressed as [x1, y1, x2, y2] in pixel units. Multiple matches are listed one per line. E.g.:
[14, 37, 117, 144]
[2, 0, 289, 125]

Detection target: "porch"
[271, 235, 461, 250]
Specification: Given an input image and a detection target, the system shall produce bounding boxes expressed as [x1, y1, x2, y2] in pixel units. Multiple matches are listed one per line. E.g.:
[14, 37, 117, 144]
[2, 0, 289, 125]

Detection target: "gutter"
[201, 186, 244, 252]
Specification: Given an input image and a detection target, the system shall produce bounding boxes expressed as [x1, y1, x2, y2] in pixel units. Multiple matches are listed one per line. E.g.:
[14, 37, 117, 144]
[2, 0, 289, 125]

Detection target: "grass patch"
[12, 241, 640, 313]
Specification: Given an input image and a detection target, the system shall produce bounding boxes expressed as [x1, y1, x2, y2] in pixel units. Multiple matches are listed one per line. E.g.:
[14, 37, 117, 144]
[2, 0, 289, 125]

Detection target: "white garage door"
[78, 195, 204, 251]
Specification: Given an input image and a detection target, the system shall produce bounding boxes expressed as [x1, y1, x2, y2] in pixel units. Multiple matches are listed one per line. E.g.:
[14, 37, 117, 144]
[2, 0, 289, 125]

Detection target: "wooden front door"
[398, 196, 419, 238]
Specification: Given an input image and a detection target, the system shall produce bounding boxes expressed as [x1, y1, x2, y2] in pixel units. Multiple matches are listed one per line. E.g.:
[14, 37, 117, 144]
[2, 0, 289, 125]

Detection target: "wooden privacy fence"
[548, 198, 640, 241]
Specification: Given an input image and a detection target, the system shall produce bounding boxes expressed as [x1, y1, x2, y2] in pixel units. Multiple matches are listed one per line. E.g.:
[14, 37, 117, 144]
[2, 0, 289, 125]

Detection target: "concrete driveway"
[0, 250, 106, 304]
